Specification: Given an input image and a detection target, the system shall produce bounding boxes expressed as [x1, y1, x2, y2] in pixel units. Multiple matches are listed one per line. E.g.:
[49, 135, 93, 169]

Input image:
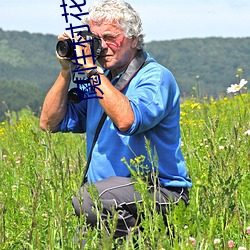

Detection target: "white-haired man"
[40, 0, 192, 242]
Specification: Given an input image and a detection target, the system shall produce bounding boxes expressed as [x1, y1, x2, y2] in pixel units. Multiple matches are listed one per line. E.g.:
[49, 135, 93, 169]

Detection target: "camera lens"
[68, 88, 83, 103]
[56, 39, 74, 58]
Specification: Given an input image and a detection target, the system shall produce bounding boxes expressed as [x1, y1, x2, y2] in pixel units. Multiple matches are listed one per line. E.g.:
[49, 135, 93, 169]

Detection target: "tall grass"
[0, 93, 249, 249]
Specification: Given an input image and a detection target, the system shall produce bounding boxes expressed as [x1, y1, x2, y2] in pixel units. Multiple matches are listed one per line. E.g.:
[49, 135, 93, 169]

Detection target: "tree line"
[0, 28, 249, 120]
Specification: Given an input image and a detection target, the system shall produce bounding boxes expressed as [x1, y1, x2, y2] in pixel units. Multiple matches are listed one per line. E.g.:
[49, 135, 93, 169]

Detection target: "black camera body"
[56, 31, 103, 60]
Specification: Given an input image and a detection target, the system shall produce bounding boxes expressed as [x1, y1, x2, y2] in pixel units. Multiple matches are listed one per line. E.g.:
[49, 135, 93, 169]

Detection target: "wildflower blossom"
[189, 237, 196, 246]
[246, 226, 250, 235]
[238, 247, 246, 250]
[42, 213, 48, 221]
[196, 179, 202, 185]
[214, 238, 221, 244]
[237, 67, 243, 73]
[228, 240, 235, 248]
[130, 159, 135, 165]
[191, 103, 201, 109]
[12, 185, 18, 192]
[244, 130, 250, 136]
[227, 79, 248, 93]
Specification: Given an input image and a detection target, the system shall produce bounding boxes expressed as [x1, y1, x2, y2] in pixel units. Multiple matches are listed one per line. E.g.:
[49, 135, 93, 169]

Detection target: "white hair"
[83, 0, 145, 49]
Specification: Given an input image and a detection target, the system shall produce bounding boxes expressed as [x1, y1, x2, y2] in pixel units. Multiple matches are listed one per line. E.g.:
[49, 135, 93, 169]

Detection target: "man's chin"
[98, 58, 113, 70]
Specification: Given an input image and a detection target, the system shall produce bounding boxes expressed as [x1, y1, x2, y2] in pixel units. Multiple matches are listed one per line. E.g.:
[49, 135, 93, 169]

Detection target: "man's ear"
[131, 36, 139, 49]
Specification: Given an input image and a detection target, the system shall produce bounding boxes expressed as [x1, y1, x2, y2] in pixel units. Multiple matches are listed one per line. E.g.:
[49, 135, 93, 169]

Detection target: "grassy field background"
[0, 90, 249, 249]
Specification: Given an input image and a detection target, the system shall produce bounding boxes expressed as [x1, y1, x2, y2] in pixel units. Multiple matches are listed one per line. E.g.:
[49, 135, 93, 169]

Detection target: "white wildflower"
[244, 130, 250, 136]
[238, 247, 246, 250]
[214, 238, 221, 244]
[227, 79, 248, 93]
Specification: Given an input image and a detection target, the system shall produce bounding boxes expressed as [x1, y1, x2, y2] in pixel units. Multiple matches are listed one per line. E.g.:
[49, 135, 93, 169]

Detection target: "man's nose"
[101, 38, 108, 49]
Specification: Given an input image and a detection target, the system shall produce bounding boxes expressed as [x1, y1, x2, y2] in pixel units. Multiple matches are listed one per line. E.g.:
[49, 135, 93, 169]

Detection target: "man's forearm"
[94, 74, 135, 132]
[40, 70, 71, 132]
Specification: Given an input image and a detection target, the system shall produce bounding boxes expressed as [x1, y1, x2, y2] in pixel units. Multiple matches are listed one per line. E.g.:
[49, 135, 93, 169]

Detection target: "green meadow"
[0, 90, 249, 249]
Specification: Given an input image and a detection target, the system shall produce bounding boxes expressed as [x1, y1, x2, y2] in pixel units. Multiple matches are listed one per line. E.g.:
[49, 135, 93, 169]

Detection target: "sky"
[1, 0, 250, 42]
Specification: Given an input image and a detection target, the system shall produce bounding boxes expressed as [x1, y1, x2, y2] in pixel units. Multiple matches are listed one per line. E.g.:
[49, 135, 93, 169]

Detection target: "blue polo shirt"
[57, 52, 192, 188]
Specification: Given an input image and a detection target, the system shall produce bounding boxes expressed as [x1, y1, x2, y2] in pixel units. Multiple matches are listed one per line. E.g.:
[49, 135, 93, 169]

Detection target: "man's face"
[89, 19, 137, 72]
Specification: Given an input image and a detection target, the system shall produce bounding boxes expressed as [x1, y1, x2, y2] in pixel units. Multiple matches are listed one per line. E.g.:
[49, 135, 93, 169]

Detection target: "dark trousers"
[72, 176, 189, 238]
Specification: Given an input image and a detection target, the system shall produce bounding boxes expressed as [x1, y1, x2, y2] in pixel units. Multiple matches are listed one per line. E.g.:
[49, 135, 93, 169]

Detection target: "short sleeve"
[57, 100, 87, 133]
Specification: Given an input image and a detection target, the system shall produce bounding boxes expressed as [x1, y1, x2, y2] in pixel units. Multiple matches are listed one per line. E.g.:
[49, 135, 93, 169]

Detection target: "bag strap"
[81, 50, 150, 185]
[115, 49, 147, 91]
[81, 112, 107, 185]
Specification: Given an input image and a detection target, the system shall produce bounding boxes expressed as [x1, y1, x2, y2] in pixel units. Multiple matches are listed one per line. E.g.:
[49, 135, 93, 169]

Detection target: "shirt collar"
[105, 69, 125, 86]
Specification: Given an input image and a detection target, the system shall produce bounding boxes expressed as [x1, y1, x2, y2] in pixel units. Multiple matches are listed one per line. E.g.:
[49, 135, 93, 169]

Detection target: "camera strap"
[81, 50, 150, 186]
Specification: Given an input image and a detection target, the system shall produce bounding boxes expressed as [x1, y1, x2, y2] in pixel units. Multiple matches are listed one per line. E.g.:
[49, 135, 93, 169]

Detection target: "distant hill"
[0, 29, 60, 88]
[0, 29, 60, 120]
[0, 28, 249, 120]
[145, 37, 250, 98]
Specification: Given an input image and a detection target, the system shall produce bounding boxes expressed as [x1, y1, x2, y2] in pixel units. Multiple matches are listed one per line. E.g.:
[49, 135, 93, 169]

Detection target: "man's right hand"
[56, 51, 73, 71]
[56, 32, 74, 71]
